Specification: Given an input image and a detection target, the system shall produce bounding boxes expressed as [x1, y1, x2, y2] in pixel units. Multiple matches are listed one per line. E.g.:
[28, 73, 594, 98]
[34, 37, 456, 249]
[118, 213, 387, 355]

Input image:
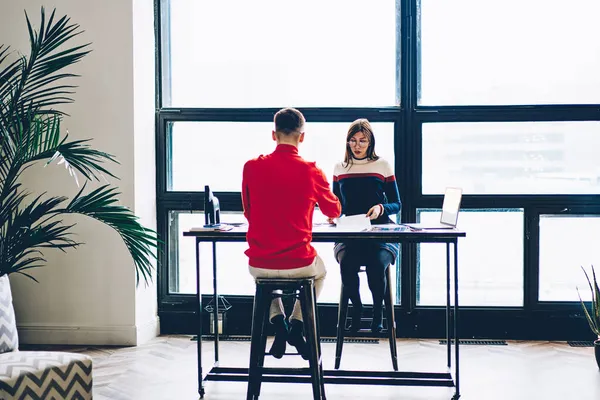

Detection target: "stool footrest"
[266, 352, 302, 356]
[342, 329, 390, 337]
[217, 366, 310, 376]
[255, 278, 314, 285]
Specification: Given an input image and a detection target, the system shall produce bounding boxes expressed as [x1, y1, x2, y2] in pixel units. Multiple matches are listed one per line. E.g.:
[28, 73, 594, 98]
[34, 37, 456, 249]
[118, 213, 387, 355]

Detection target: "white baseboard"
[17, 317, 160, 346]
[135, 316, 160, 345]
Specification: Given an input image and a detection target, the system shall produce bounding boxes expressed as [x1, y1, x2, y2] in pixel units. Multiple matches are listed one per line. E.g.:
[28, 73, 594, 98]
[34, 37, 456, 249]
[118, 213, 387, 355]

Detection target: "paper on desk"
[190, 224, 234, 232]
[335, 214, 372, 232]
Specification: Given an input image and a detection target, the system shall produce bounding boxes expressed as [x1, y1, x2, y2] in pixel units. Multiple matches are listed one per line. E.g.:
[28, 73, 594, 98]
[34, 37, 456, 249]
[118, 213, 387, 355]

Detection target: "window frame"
[155, 0, 600, 341]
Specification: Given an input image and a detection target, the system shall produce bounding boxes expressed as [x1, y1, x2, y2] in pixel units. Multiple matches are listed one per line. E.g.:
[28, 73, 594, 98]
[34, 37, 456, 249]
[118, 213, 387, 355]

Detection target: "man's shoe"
[269, 315, 288, 359]
[287, 319, 309, 360]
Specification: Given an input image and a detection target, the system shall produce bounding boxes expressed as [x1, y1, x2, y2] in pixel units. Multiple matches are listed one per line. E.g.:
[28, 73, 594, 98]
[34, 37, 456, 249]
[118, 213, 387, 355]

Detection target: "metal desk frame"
[184, 227, 466, 399]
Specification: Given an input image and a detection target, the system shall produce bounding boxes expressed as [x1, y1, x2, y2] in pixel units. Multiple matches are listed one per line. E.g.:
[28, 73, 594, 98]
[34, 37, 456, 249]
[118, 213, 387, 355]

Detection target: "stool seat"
[247, 277, 325, 400]
[335, 266, 398, 371]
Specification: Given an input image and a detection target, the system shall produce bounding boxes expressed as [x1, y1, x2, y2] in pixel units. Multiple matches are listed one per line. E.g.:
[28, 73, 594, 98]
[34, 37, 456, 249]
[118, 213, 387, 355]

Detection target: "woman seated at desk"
[329, 118, 402, 333]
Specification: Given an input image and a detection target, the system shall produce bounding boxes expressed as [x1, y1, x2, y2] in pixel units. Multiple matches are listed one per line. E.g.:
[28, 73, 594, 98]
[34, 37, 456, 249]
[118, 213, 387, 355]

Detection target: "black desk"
[184, 225, 466, 399]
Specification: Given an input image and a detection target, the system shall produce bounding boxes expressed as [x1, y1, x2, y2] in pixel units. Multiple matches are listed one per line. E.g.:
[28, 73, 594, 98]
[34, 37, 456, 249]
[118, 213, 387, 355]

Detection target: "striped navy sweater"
[332, 157, 402, 260]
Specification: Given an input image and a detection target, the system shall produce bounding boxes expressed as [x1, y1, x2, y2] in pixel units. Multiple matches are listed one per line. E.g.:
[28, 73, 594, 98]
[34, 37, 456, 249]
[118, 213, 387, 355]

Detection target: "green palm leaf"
[7, 8, 90, 118]
[21, 113, 118, 182]
[58, 184, 157, 285]
[0, 46, 22, 104]
[0, 193, 78, 280]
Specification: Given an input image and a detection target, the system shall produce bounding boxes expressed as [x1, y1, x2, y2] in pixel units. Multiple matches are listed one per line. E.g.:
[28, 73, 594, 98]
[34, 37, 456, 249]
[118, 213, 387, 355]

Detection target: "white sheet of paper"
[335, 214, 372, 232]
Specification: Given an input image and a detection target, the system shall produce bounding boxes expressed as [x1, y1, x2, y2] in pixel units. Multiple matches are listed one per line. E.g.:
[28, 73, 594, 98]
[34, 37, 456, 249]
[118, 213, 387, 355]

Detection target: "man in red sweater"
[242, 107, 342, 359]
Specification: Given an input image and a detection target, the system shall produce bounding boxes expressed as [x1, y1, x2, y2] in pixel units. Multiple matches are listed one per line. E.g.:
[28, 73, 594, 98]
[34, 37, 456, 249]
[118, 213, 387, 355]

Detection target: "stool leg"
[255, 286, 272, 397]
[247, 284, 269, 400]
[313, 284, 326, 397]
[300, 281, 324, 400]
[384, 268, 398, 371]
[334, 285, 349, 370]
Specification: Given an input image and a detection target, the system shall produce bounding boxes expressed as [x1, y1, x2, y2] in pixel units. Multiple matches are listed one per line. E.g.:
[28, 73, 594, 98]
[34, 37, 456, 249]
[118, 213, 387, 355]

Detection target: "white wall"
[0, 0, 158, 345]
[133, 0, 159, 343]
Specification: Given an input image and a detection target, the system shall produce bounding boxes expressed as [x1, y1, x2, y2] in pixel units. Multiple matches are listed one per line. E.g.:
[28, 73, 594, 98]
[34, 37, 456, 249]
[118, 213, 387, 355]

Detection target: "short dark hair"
[274, 108, 305, 135]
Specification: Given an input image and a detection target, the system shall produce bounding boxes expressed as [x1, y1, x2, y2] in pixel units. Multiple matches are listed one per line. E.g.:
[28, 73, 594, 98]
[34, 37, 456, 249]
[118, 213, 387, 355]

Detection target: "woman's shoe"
[347, 301, 363, 333]
[371, 306, 383, 333]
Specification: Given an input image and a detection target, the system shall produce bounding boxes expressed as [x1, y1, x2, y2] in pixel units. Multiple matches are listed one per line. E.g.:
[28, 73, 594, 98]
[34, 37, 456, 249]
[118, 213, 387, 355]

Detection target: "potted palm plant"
[0, 8, 157, 287]
[577, 266, 600, 369]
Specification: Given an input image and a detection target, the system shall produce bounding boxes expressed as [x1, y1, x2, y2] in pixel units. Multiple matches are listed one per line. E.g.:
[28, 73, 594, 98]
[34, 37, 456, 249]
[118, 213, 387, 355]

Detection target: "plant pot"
[595, 340, 600, 370]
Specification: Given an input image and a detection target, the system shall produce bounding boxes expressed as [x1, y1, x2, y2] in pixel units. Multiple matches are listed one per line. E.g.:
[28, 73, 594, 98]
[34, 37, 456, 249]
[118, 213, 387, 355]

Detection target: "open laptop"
[403, 187, 463, 230]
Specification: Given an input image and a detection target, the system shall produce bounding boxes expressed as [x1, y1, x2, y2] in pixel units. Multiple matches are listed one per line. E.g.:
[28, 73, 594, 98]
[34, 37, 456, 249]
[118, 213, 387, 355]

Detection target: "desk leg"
[196, 239, 205, 398]
[212, 241, 219, 364]
[453, 240, 460, 400]
[446, 243, 451, 369]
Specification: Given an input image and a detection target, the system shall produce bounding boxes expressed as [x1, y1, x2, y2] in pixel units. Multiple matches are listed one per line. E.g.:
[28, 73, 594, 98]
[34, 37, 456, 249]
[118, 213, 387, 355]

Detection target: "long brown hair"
[343, 118, 379, 168]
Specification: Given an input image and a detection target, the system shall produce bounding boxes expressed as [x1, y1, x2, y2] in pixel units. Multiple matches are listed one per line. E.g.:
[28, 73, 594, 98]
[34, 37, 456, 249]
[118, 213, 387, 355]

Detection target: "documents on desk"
[370, 224, 410, 232]
[190, 224, 234, 232]
[334, 214, 372, 232]
[325, 215, 410, 232]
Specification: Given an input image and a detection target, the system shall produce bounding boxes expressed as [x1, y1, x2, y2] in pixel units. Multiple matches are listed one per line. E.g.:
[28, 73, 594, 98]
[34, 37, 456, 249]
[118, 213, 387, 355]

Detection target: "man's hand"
[366, 204, 383, 220]
[327, 217, 336, 224]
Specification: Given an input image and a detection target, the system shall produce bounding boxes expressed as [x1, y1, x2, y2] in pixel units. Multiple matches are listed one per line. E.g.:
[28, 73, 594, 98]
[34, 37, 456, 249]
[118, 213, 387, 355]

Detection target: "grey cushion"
[0, 274, 19, 353]
[0, 351, 93, 400]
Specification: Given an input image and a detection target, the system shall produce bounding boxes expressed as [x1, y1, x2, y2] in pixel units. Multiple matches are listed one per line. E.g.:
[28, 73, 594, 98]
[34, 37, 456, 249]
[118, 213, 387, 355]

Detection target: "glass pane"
[422, 122, 600, 195]
[419, 0, 600, 105]
[417, 209, 524, 306]
[171, 211, 400, 304]
[165, 0, 398, 107]
[171, 211, 254, 294]
[539, 215, 600, 302]
[169, 122, 395, 192]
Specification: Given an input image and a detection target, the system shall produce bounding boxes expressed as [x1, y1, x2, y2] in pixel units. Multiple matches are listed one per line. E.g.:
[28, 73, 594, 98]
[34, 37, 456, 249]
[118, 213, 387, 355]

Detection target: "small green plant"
[577, 266, 600, 338]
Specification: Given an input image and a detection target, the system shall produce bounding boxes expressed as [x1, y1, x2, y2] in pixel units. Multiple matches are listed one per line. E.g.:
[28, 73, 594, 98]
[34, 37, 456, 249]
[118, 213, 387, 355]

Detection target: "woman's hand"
[366, 204, 384, 220]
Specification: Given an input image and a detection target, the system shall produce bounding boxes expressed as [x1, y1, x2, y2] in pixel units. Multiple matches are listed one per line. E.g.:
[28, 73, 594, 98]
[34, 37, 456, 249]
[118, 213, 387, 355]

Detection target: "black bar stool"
[334, 266, 398, 371]
[247, 278, 325, 400]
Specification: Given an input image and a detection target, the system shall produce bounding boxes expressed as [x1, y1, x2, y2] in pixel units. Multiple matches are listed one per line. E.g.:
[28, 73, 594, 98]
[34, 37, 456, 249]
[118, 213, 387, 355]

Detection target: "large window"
[157, 0, 600, 339]
[165, 0, 398, 107]
[419, 0, 600, 105]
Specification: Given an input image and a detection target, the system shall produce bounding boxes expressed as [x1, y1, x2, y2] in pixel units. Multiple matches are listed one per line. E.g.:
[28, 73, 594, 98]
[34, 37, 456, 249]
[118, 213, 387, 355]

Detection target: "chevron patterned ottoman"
[0, 351, 92, 400]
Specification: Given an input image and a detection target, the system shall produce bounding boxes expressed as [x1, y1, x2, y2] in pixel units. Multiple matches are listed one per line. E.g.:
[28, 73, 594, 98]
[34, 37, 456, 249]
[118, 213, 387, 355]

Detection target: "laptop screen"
[440, 187, 463, 226]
